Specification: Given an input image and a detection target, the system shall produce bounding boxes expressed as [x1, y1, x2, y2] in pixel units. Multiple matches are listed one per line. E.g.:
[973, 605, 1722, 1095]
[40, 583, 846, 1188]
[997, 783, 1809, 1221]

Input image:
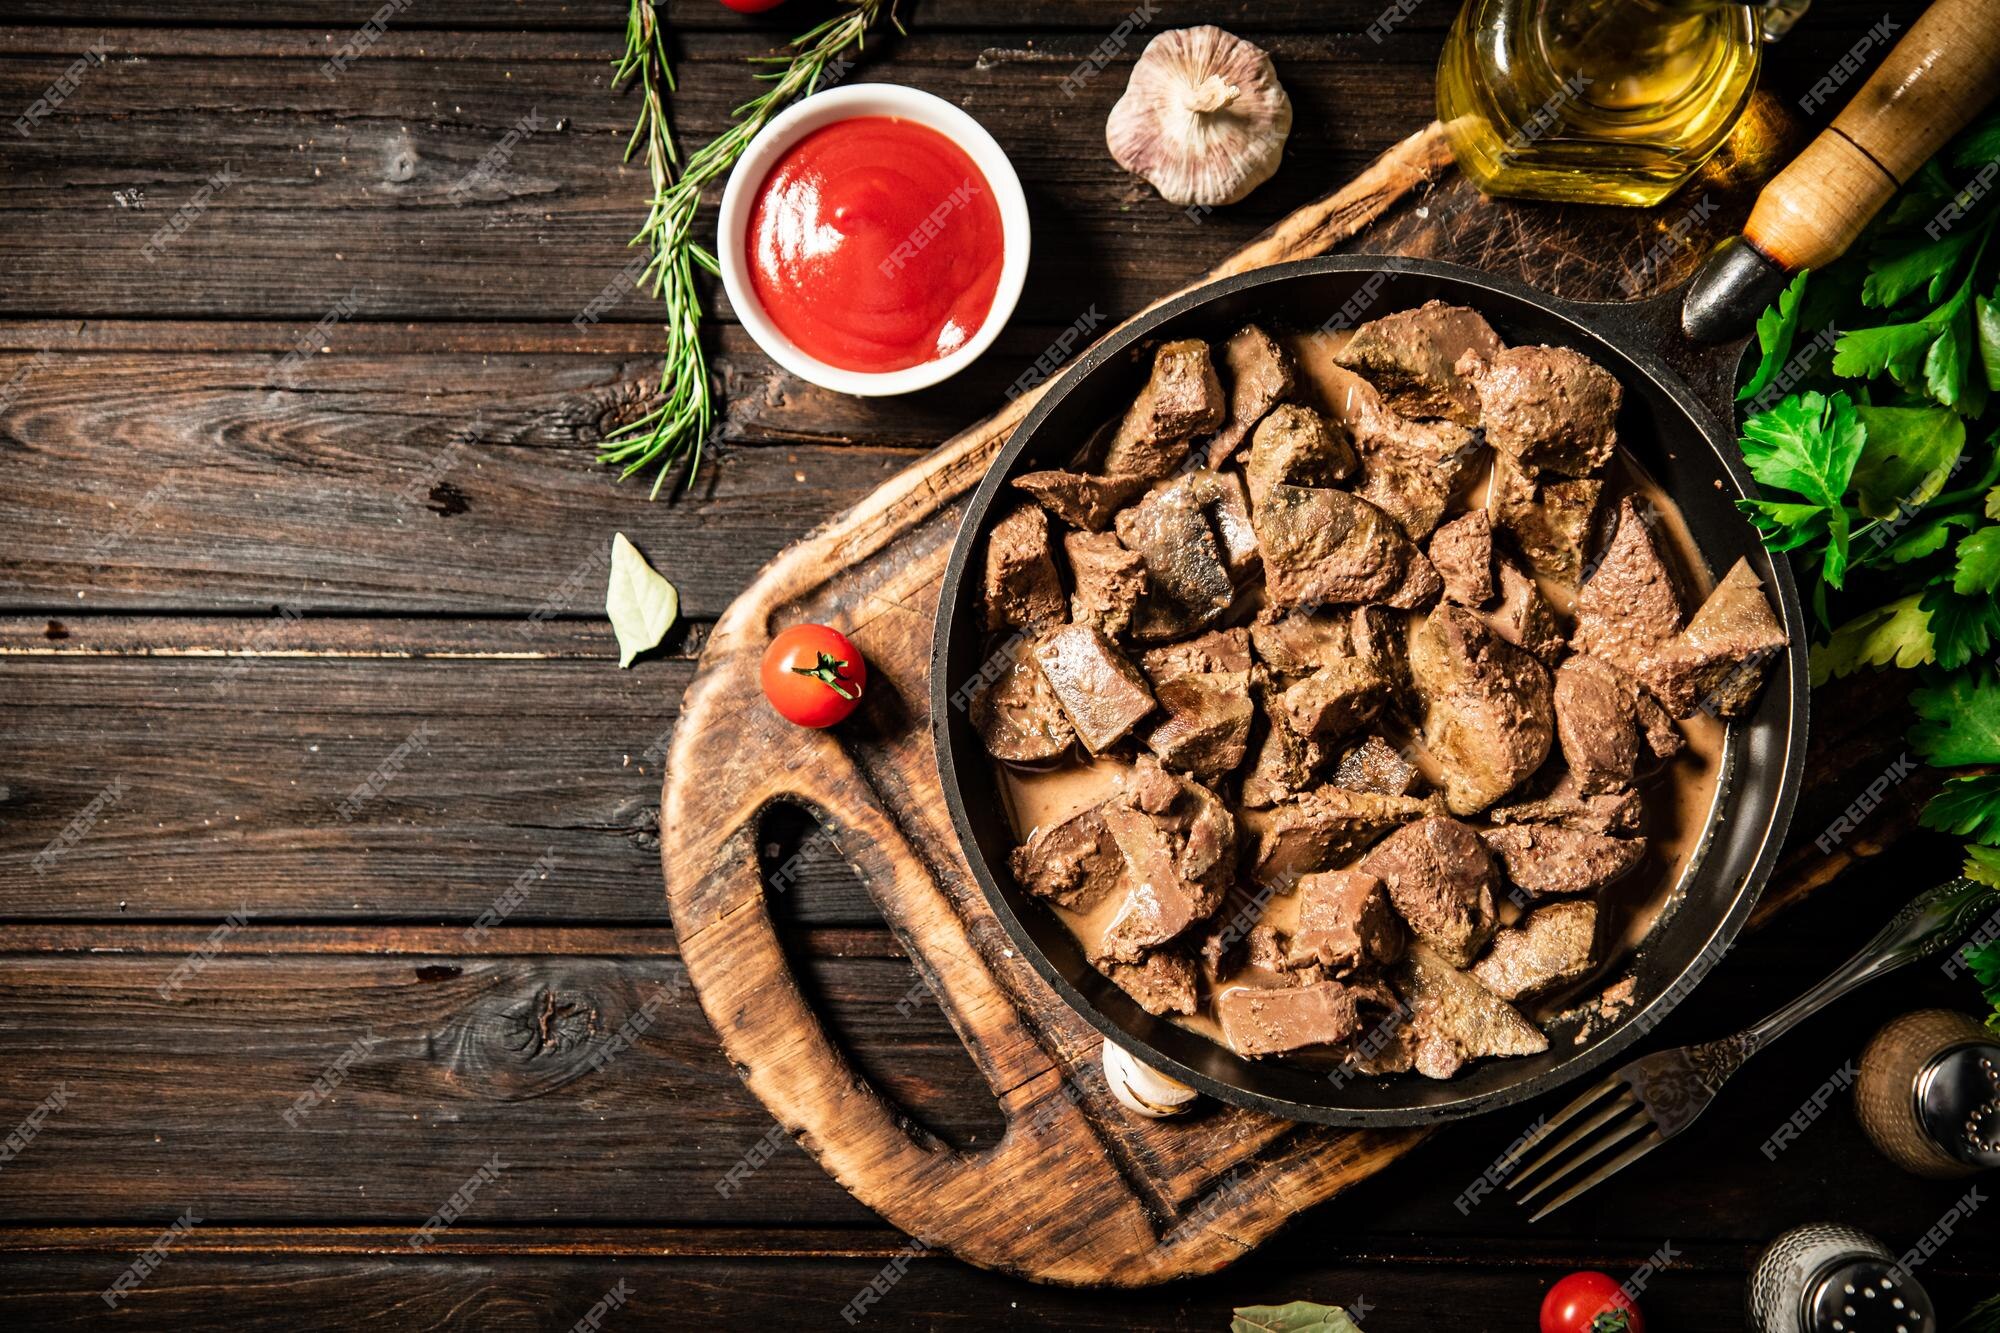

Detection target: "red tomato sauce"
[747, 115, 1005, 374]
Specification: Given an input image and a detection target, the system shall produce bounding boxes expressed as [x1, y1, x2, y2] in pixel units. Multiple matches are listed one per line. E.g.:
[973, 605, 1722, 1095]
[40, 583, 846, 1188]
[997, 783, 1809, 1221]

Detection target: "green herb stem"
[605, 0, 900, 498]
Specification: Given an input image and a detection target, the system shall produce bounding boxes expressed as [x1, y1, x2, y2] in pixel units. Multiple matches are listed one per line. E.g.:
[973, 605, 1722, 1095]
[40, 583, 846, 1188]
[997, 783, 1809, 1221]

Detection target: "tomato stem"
[792, 651, 859, 701]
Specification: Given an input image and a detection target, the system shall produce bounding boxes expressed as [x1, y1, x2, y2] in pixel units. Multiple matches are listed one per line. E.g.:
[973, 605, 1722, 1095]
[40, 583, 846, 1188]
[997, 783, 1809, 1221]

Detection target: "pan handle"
[1752, 0, 2000, 269]
[1685, 0, 2000, 340]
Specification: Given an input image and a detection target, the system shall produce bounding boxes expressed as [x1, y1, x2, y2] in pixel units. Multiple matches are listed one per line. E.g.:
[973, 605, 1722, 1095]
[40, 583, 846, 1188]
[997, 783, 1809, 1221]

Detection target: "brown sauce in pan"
[993, 327, 1732, 1047]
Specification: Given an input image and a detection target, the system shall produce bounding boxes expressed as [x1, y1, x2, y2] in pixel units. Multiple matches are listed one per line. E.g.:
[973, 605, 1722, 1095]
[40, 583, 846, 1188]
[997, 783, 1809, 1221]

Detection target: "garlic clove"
[1106, 25, 1293, 208]
[1102, 1038, 1200, 1118]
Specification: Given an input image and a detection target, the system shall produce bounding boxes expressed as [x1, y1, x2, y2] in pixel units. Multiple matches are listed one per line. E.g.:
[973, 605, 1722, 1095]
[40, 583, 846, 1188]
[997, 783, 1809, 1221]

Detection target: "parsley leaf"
[1737, 391, 1866, 587]
[1851, 405, 1966, 518]
[1863, 230, 1977, 309]
[1951, 109, 2000, 171]
[1930, 292, 1989, 417]
[1836, 269, 1987, 414]
[1809, 593, 1935, 684]
[1954, 524, 2000, 593]
[1834, 316, 1940, 385]
[1922, 774, 2000, 846]
[1910, 669, 2000, 765]
[1859, 510, 1976, 567]
[1977, 294, 2000, 390]
[1968, 845, 2000, 890]
[1739, 269, 1809, 403]
[1922, 583, 2000, 669]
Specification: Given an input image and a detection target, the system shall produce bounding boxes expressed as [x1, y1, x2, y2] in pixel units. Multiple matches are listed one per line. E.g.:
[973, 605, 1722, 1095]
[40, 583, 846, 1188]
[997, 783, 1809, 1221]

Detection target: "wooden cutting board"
[661, 110, 1915, 1287]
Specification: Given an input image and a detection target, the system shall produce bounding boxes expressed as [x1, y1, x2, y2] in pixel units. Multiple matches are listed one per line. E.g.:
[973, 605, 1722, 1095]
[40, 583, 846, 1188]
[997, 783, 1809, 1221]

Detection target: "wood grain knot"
[441, 968, 630, 1102]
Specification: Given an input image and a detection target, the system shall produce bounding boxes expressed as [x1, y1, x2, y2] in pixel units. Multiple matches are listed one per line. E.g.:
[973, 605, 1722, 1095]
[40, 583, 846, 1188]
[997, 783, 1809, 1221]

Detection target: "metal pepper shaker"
[1855, 1009, 2000, 1178]
[1747, 1224, 1937, 1333]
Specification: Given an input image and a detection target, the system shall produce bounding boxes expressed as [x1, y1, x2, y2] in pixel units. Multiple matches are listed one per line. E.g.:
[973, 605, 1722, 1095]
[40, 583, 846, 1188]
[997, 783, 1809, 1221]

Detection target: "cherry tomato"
[1541, 1271, 1645, 1333]
[718, 0, 788, 11]
[761, 624, 866, 727]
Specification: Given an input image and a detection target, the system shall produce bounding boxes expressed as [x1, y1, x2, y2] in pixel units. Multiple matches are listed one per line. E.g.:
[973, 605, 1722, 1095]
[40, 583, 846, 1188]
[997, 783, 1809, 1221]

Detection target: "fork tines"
[1504, 1075, 1667, 1222]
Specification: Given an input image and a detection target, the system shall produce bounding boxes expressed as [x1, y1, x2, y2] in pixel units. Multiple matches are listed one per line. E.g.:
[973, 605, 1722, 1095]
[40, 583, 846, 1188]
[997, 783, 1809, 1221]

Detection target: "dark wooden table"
[1, 2, 1993, 1327]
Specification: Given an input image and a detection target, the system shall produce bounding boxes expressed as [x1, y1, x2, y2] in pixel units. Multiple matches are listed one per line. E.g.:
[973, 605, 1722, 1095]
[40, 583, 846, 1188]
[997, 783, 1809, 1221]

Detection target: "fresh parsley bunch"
[1734, 111, 2000, 1022]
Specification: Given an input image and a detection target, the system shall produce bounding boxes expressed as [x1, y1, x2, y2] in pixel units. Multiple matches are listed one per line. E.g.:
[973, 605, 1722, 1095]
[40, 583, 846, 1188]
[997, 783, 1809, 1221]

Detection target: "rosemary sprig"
[604, 0, 901, 497]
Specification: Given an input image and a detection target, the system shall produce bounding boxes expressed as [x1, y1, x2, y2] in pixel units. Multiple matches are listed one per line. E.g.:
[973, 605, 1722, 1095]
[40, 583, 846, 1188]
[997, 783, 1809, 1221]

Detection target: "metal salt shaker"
[1747, 1224, 1937, 1333]
[1855, 1009, 2000, 1178]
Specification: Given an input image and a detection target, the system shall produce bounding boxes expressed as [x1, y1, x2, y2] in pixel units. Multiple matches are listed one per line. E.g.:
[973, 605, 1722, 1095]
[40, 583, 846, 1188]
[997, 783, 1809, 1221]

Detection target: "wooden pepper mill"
[1854, 1009, 2000, 1179]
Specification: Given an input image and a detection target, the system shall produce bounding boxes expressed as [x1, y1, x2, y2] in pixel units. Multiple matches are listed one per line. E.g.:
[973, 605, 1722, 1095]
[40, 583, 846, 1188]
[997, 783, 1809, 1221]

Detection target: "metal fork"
[1503, 877, 1994, 1221]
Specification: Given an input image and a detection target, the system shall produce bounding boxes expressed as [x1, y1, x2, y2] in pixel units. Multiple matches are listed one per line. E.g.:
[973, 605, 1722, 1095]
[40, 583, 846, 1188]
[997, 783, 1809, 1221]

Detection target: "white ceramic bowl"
[716, 83, 1032, 397]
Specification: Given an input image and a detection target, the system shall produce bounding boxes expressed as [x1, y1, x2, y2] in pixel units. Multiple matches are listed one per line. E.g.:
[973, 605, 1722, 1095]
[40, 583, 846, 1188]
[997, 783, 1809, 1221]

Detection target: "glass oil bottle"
[1437, 0, 1774, 206]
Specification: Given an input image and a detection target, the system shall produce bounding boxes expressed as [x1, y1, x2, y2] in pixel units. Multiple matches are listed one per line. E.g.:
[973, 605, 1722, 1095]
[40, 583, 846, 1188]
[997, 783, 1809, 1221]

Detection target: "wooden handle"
[665, 692, 1272, 1284]
[1746, 0, 2000, 271]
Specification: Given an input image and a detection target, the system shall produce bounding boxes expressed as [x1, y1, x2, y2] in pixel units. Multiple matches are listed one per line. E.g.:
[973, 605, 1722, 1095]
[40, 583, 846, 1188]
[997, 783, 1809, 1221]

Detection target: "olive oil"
[1437, 0, 1765, 206]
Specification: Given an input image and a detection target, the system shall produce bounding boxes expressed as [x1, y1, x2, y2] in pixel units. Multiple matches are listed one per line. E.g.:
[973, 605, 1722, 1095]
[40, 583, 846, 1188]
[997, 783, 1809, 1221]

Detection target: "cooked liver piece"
[1012, 469, 1143, 532]
[1099, 807, 1209, 961]
[1553, 654, 1639, 793]
[1244, 923, 1294, 973]
[1358, 816, 1499, 968]
[1409, 605, 1555, 815]
[1489, 776, 1643, 835]
[1640, 557, 1788, 718]
[982, 502, 1067, 631]
[1195, 469, 1262, 580]
[1488, 558, 1566, 664]
[1333, 734, 1421, 797]
[972, 638, 1076, 764]
[1009, 803, 1120, 909]
[1472, 900, 1598, 1001]
[1465, 344, 1622, 477]
[1280, 658, 1389, 739]
[1034, 625, 1156, 753]
[1244, 404, 1358, 507]
[1395, 942, 1549, 1079]
[1217, 981, 1362, 1057]
[1240, 679, 1329, 808]
[1102, 339, 1226, 480]
[1348, 605, 1416, 708]
[1633, 687, 1686, 762]
[1254, 484, 1430, 609]
[1206, 323, 1298, 466]
[1346, 382, 1482, 539]
[1105, 948, 1199, 1016]
[1063, 530, 1148, 637]
[1429, 509, 1496, 607]
[1116, 481, 1236, 641]
[1481, 822, 1647, 897]
[1291, 869, 1405, 973]
[1488, 454, 1603, 584]
[1250, 609, 1353, 679]
[1334, 300, 1504, 426]
[1097, 763, 1237, 961]
[1573, 496, 1688, 677]
[1252, 786, 1439, 888]
[1144, 670, 1254, 776]
[1140, 627, 1254, 683]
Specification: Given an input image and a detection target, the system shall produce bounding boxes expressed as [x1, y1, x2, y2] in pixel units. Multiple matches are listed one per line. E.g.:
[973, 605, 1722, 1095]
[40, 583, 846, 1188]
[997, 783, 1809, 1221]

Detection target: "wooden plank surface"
[3, 0, 1996, 1322]
[1, 1243, 1990, 1331]
[0, 865, 1985, 1245]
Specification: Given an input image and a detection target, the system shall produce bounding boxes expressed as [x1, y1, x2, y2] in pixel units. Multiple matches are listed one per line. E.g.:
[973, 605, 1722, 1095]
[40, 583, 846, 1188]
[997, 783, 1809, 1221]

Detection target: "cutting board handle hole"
[757, 800, 1008, 1150]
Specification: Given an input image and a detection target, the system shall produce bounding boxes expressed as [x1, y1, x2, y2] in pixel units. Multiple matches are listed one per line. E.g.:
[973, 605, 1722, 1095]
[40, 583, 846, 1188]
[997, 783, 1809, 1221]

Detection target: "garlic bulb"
[1106, 26, 1292, 208]
[1101, 1039, 1200, 1118]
